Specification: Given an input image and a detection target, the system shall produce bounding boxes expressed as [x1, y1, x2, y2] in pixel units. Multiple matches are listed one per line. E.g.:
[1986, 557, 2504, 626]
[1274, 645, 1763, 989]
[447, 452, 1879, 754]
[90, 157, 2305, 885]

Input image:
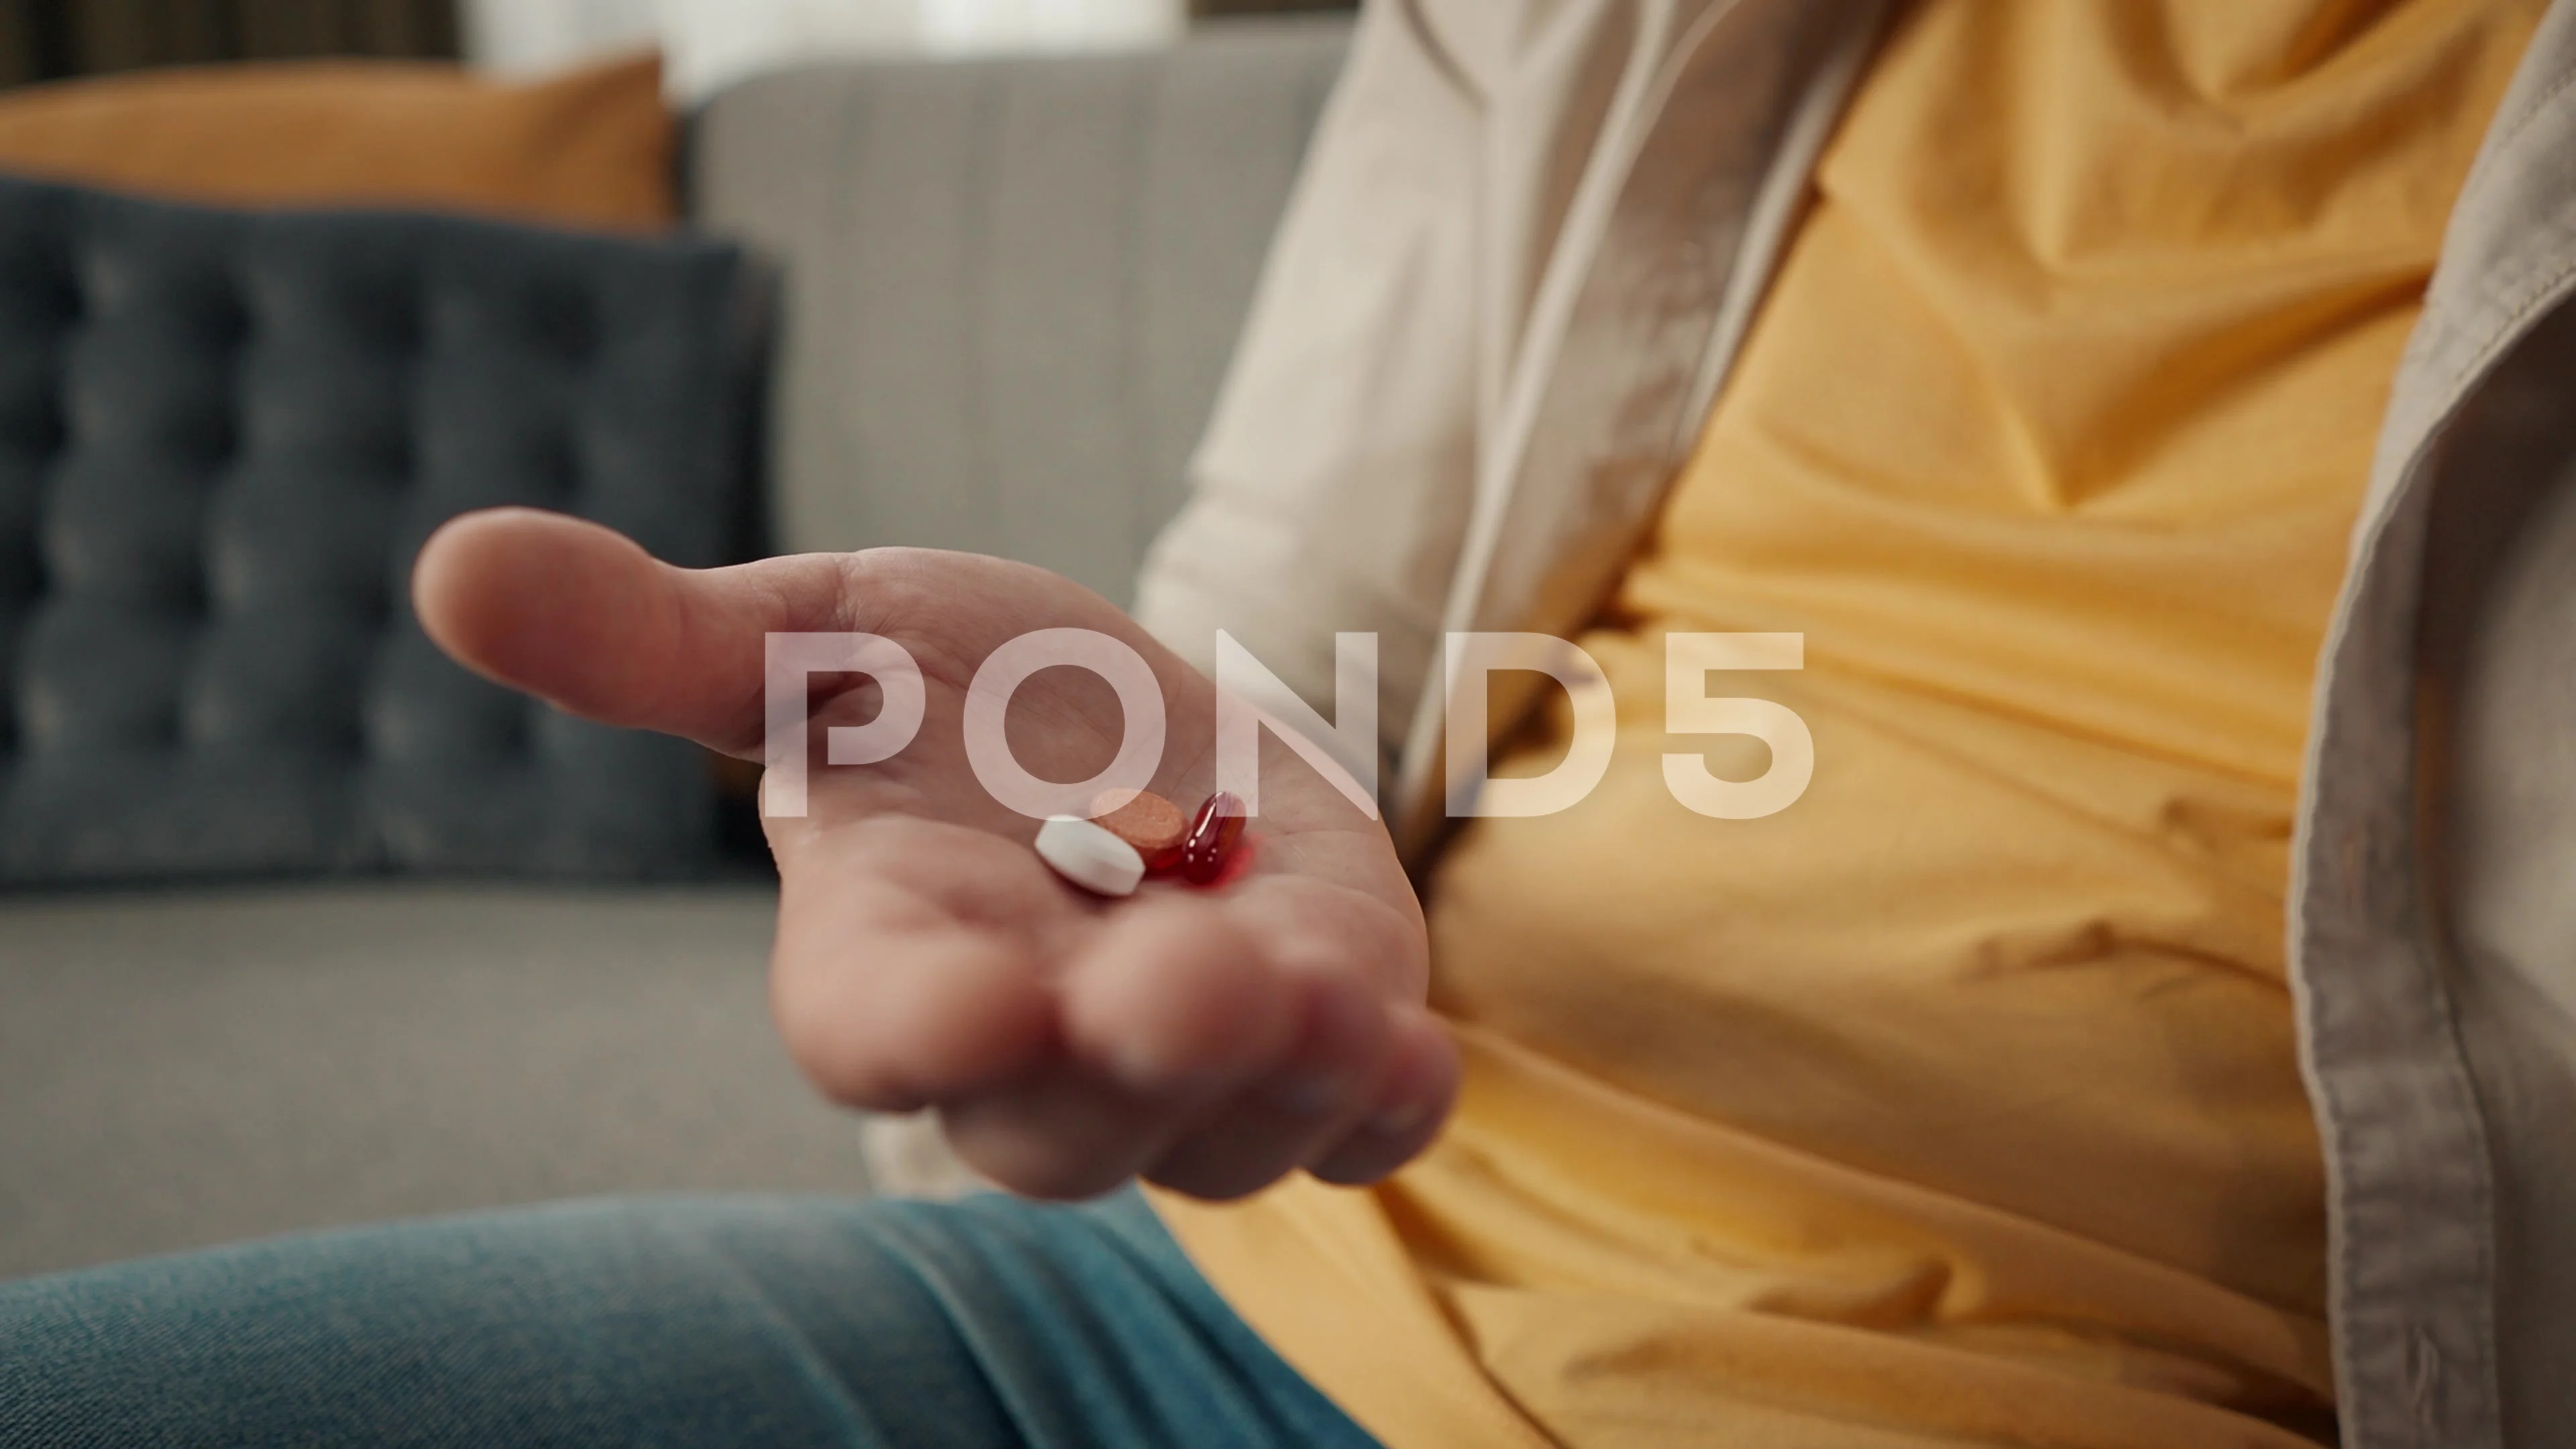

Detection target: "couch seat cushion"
[0, 882, 869, 1281]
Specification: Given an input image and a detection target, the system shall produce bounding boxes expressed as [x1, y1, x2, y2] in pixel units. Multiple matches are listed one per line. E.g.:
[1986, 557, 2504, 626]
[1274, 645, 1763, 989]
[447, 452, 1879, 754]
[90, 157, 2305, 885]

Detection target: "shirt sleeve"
[1131, 0, 1489, 771]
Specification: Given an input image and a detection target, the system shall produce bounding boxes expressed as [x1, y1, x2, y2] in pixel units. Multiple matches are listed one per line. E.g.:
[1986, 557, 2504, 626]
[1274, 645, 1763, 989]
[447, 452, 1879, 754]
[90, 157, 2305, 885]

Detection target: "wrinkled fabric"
[1154, 2, 2544, 1445]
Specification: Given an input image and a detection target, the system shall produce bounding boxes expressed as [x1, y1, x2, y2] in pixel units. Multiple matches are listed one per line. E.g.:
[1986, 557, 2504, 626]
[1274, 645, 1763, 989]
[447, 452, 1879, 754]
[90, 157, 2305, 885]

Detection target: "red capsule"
[1177, 791, 1247, 885]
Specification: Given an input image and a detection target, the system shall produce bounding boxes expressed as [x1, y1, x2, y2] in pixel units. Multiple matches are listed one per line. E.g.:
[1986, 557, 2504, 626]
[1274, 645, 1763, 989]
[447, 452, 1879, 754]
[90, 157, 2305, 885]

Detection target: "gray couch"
[0, 17, 1349, 1281]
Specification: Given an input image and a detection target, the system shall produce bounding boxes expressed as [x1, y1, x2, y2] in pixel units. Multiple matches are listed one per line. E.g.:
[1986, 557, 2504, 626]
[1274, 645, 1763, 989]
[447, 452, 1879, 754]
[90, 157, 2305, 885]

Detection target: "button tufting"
[0, 172, 762, 883]
[0, 453, 40, 604]
[0, 343, 67, 456]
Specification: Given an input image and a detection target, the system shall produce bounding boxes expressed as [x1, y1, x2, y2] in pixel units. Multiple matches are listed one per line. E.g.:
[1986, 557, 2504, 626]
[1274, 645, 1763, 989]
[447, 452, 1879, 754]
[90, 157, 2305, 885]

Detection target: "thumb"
[411, 507, 859, 755]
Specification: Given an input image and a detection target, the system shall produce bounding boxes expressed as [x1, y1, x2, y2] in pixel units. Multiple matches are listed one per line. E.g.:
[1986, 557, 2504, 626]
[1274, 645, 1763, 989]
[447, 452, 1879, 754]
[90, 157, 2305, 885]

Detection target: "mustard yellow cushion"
[0, 51, 672, 232]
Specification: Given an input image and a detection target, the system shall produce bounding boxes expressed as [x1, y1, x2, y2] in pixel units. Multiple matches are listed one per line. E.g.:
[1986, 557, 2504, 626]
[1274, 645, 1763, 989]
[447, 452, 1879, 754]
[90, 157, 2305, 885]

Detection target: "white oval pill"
[1034, 814, 1146, 898]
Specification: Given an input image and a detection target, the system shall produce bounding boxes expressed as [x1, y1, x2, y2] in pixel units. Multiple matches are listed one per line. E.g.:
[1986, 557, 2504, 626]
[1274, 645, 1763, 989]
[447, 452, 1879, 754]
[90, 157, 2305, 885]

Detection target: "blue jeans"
[0, 1191, 1381, 1448]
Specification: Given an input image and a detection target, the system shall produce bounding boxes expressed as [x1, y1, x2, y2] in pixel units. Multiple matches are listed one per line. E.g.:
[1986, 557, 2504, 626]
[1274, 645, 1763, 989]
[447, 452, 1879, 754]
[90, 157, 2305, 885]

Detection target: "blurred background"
[1, 0, 1356, 97]
[0, 0, 1359, 1274]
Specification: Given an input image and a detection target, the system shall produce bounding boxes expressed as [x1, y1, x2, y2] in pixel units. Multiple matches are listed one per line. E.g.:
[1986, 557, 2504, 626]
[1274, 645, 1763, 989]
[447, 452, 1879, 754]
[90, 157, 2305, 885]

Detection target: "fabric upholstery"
[686, 16, 1350, 606]
[0, 54, 674, 232]
[0, 173, 764, 883]
[0, 883, 863, 1281]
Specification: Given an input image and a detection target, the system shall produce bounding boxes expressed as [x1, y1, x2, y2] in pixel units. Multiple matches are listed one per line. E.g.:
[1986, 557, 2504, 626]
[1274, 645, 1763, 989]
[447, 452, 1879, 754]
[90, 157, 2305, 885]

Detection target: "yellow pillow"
[0, 52, 673, 232]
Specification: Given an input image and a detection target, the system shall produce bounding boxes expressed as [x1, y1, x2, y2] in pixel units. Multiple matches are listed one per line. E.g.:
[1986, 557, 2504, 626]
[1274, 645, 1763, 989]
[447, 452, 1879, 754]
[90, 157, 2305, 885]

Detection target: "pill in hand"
[1088, 788, 1189, 869]
[1034, 814, 1147, 898]
[1178, 792, 1248, 885]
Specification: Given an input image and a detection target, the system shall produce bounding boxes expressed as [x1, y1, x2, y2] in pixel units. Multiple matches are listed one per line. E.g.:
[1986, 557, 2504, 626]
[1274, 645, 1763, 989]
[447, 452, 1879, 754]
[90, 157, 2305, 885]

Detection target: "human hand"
[412, 508, 1456, 1199]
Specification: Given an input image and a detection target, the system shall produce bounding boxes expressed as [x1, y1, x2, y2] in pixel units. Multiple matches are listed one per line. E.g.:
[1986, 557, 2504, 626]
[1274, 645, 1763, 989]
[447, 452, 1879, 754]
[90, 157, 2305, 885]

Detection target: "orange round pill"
[1088, 788, 1189, 861]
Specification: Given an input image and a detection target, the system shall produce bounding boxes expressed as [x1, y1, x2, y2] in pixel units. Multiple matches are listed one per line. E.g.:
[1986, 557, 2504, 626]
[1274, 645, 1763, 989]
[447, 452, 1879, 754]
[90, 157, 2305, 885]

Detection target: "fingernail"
[1263, 1069, 1347, 1116]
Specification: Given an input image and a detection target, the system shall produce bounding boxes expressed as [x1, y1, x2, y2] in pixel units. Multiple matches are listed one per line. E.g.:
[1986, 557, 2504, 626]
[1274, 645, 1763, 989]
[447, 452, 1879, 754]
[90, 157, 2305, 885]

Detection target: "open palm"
[413, 508, 1455, 1200]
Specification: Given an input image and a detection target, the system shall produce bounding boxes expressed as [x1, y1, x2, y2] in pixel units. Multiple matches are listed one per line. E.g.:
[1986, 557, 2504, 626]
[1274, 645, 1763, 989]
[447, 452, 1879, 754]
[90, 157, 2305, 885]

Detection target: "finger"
[1142, 966, 1397, 1201]
[940, 1063, 1173, 1201]
[1306, 1007, 1460, 1186]
[947, 900, 1303, 1201]
[412, 508, 873, 753]
[1058, 897, 1301, 1097]
[413, 508, 1218, 769]
[1221, 877, 1428, 1002]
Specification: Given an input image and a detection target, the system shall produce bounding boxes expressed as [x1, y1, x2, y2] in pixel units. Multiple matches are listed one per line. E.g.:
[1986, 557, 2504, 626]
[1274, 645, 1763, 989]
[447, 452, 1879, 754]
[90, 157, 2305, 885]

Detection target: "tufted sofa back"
[0, 174, 765, 885]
